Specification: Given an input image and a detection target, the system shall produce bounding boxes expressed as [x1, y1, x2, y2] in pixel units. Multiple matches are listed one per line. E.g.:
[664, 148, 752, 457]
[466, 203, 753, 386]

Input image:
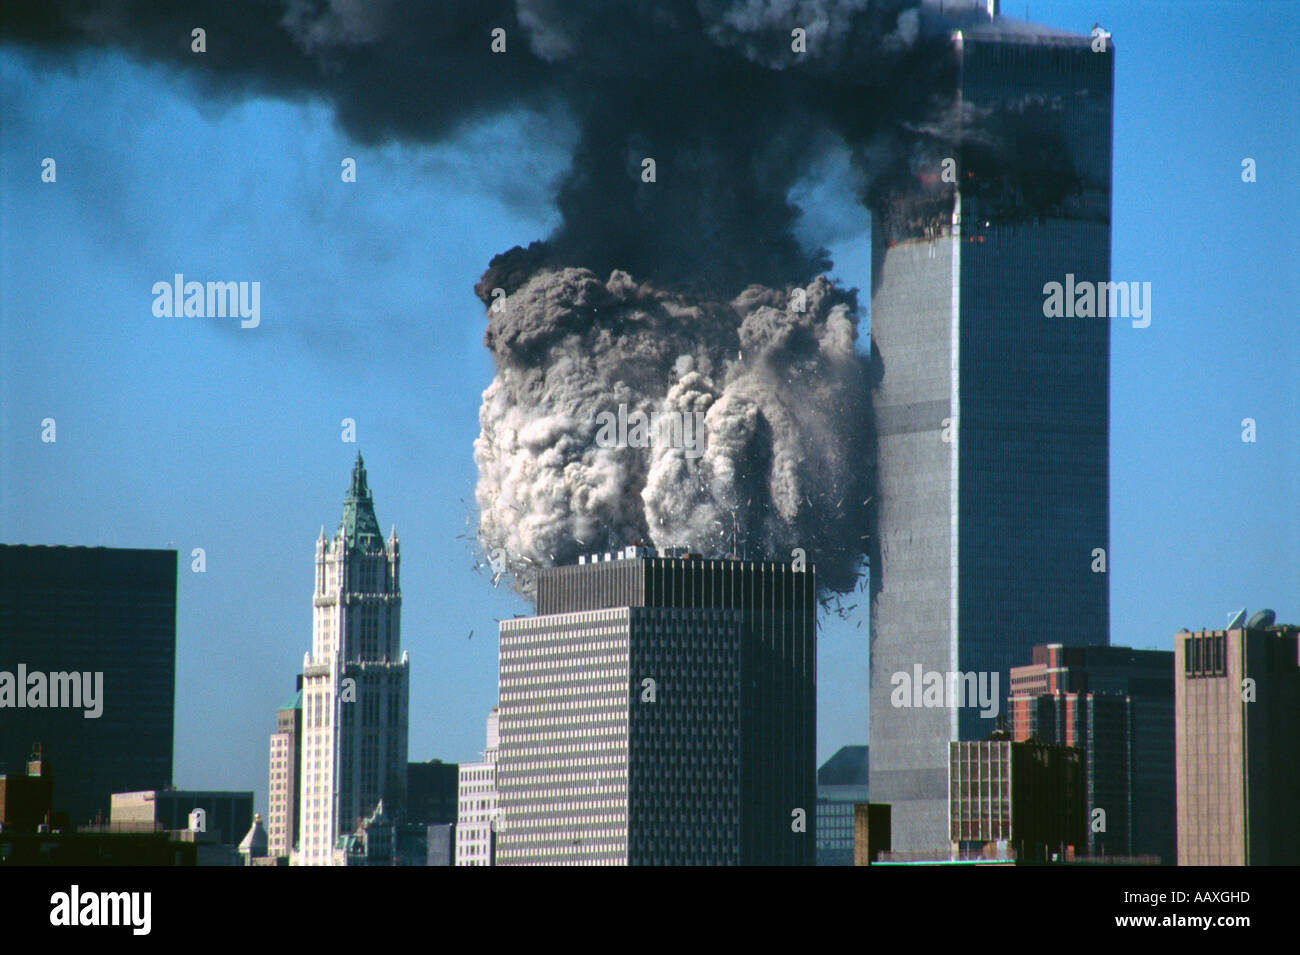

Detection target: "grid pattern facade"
[0, 545, 177, 827]
[456, 708, 499, 865]
[816, 786, 870, 866]
[949, 738, 1083, 859]
[868, 31, 1113, 855]
[498, 556, 816, 865]
[267, 698, 301, 857]
[498, 609, 632, 865]
[1175, 625, 1300, 865]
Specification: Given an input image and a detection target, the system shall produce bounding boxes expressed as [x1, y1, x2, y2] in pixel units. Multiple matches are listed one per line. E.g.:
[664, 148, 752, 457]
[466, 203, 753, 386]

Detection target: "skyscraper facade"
[496, 547, 816, 865]
[1175, 614, 1299, 865]
[267, 687, 303, 858]
[455, 707, 499, 866]
[868, 23, 1114, 855]
[1009, 644, 1174, 861]
[0, 544, 177, 826]
[295, 454, 409, 866]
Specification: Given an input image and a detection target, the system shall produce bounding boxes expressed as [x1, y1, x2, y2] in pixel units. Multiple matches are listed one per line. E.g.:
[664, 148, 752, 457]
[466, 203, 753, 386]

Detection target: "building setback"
[0, 544, 177, 826]
[295, 454, 409, 866]
[868, 20, 1114, 855]
[1009, 644, 1174, 861]
[496, 547, 816, 865]
[1175, 612, 1299, 865]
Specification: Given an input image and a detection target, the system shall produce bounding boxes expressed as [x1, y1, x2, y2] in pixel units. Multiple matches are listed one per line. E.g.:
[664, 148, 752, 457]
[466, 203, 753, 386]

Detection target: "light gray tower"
[296, 454, 409, 865]
[867, 22, 1113, 856]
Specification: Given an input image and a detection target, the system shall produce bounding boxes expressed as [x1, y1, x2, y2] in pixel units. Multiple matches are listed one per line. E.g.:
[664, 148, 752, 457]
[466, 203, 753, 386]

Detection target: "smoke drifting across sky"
[4, 0, 1064, 595]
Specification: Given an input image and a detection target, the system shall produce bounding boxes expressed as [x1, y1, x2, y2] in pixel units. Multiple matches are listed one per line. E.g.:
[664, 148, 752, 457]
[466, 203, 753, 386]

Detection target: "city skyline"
[2, 0, 1296, 826]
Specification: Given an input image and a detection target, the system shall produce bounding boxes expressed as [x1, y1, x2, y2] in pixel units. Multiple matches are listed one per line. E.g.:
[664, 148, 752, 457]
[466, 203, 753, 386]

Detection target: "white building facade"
[455, 707, 499, 866]
[294, 453, 409, 866]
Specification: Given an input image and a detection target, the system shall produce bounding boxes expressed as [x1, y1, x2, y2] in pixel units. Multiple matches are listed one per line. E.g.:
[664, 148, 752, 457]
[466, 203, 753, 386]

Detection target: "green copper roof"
[277, 690, 303, 711]
[338, 452, 385, 551]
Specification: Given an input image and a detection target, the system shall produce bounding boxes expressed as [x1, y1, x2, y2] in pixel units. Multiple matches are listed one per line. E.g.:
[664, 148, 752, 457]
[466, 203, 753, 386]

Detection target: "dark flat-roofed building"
[0, 544, 177, 826]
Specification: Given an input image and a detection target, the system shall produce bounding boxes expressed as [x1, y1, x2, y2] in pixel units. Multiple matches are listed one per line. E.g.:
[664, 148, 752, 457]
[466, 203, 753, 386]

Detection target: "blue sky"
[2, 1, 1296, 816]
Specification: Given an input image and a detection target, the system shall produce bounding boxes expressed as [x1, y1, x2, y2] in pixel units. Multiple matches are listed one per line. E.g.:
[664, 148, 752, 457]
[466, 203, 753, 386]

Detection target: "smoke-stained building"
[496, 547, 816, 865]
[294, 454, 409, 866]
[868, 22, 1114, 855]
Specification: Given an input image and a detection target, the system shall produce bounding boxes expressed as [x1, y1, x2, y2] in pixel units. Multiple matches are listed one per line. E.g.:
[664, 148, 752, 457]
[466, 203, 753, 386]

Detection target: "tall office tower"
[867, 21, 1113, 855]
[295, 454, 409, 866]
[267, 686, 303, 858]
[949, 734, 1083, 862]
[496, 546, 816, 866]
[816, 745, 870, 866]
[0, 544, 176, 825]
[1175, 611, 1299, 866]
[1009, 644, 1174, 861]
[455, 707, 499, 866]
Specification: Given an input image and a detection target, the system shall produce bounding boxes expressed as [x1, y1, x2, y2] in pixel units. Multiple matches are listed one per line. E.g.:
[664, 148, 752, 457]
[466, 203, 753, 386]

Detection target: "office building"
[0, 743, 55, 833]
[267, 685, 303, 858]
[868, 18, 1114, 854]
[1009, 643, 1173, 861]
[949, 734, 1083, 862]
[1175, 610, 1299, 865]
[497, 547, 816, 865]
[816, 745, 869, 866]
[295, 454, 409, 865]
[407, 758, 459, 825]
[110, 789, 253, 846]
[456, 708, 499, 866]
[0, 544, 177, 825]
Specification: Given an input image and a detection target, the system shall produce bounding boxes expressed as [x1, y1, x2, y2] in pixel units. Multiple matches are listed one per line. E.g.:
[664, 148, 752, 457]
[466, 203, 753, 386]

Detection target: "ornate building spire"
[338, 451, 384, 551]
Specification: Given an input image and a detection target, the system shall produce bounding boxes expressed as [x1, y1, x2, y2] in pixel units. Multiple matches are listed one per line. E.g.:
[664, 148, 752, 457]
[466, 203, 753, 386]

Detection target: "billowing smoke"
[474, 268, 871, 594]
[5, 1, 1085, 595]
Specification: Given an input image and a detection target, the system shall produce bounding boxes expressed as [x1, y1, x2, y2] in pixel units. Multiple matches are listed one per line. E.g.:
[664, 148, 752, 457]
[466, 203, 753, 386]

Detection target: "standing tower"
[296, 453, 409, 865]
[867, 22, 1114, 856]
